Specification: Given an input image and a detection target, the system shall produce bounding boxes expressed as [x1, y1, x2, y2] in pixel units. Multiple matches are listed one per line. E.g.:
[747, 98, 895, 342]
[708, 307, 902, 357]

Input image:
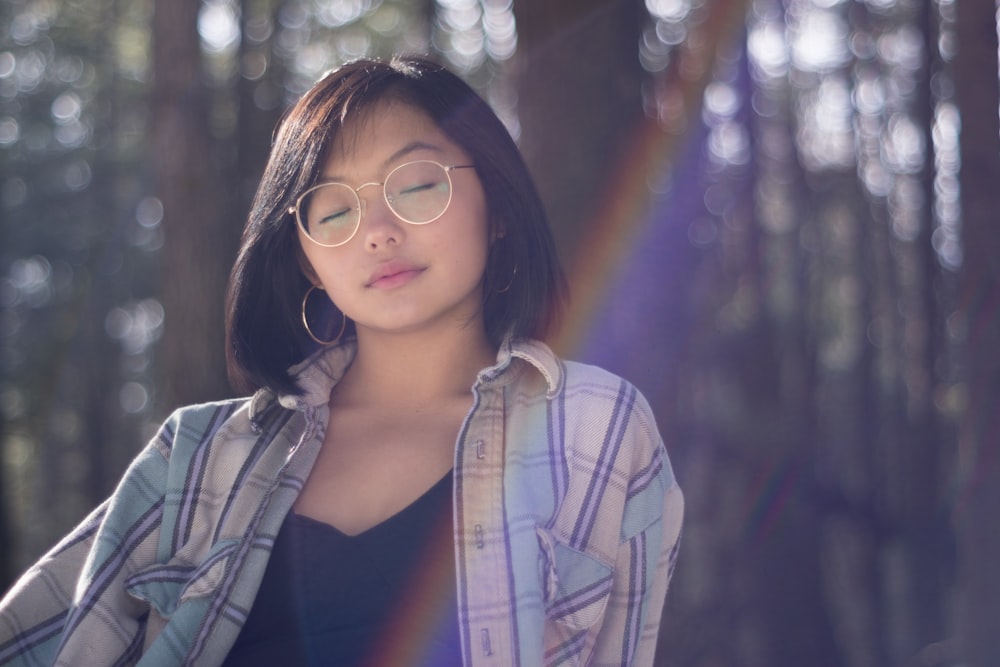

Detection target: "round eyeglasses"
[289, 160, 476, 247]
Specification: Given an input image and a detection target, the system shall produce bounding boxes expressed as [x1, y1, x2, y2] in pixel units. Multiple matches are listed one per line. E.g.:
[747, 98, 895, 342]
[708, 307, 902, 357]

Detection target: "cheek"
[297, 240, 320, 283]
[455, 224, 491, 277]
[299, 244, 351, 295]
[460, 199, 492, 259]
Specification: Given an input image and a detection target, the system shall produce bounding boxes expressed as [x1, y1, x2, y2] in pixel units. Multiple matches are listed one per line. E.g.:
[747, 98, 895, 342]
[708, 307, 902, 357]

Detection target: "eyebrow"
[322, 141, 445, 182]
[383, 141, 444, 167]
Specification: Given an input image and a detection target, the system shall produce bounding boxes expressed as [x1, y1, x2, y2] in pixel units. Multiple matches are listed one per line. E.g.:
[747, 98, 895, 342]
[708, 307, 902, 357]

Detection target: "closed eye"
[317, 208, 353, 225]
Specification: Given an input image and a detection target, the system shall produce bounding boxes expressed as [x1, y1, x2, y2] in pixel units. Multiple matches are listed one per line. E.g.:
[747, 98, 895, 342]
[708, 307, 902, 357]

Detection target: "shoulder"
[507, 340, 663, 455]
[163, 396, 252, 425]
[557, 360, 658, 432]
[149, 397, 258, 465]
[560, 358, 638, 394]
[158, 397, 252, 442]
[506, 338, 642, 394]
[506, 339, 642, 399]
[504, 339, 657, 428]
[560, 363, 660, 454]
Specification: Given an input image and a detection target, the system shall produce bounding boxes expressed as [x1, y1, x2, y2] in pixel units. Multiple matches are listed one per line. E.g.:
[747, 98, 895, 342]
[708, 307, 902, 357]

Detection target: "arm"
[0, 419, 175, 666]
[621, 479, 684, 666]
[0, 503, 109, 665]
[591, 395, 684, 667]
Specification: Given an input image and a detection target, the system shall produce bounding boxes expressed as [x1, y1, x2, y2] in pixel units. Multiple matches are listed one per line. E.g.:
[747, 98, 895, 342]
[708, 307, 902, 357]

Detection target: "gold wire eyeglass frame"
[288, 160, 476, 248]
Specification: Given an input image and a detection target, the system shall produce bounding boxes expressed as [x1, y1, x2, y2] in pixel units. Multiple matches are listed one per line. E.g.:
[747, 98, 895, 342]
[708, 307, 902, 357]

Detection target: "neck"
[336, 323, 497, 409]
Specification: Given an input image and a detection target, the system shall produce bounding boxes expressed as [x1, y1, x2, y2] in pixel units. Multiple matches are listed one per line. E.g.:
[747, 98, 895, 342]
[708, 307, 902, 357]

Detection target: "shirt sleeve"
[626, 479, 684, 666]
[0, 417, 176, 666]
[589, 394, 685, 667]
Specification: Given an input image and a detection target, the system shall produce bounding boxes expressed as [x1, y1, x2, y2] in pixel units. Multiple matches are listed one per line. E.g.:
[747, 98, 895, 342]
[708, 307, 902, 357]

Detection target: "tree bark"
[510, 0, 645, 263]
[152, 0, 234, 409]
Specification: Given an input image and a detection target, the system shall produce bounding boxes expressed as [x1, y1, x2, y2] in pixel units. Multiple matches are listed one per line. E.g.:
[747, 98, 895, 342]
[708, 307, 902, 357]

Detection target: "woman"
[0, 56, 683, 666]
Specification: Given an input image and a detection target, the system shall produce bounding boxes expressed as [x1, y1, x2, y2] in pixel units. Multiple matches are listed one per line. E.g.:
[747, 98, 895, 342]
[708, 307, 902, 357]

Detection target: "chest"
[293, 402, 468, 536]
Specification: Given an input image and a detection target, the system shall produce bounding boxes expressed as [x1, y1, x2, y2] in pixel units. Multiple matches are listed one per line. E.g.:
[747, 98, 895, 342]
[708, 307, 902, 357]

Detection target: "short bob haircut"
[226, 55, 566, 395]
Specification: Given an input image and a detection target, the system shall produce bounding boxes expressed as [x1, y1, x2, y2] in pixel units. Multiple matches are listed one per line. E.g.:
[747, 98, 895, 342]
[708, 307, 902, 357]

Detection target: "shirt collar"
[249, 336, 564, 422]
[481, 337, 564, 399]
[247, 341, 357, 427]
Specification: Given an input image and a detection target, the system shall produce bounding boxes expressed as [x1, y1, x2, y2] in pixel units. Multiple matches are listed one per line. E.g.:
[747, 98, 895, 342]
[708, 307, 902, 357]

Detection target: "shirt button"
[481, 628, 492, 656]
[475, 524, 485, 548]
[475, 439, 485, 459]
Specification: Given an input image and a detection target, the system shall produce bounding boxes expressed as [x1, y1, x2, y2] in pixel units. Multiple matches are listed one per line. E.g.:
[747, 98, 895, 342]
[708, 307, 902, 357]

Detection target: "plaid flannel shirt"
[0, 338, 683, 666]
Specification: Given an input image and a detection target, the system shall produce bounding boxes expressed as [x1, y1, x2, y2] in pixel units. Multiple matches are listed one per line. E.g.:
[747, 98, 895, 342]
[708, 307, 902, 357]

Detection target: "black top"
[223, 471, 462, 666]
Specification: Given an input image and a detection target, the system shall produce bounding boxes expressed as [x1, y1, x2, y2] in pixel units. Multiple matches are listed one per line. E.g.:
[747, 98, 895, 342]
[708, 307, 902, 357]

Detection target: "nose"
[358, 185, 404, 251]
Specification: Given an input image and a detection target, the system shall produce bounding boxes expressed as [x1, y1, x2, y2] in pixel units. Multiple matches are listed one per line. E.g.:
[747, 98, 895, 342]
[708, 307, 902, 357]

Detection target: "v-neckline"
[289, 469, 453, 539]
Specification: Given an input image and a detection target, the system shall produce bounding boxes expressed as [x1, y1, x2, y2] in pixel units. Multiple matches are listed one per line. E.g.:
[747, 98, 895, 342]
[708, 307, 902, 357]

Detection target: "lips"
[365, 259, 425, 288]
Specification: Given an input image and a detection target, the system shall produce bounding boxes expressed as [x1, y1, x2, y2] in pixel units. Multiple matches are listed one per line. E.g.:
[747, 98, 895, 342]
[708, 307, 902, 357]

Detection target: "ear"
[490, 217, 507, 243]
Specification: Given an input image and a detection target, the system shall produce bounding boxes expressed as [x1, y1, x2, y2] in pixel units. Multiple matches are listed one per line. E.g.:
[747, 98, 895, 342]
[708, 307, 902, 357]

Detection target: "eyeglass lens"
[298, 161, 453, 247]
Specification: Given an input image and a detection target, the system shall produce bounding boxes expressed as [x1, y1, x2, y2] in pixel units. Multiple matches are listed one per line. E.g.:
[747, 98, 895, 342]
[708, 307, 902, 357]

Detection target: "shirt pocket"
[536, 527, 614, 632]
[123, 541, 235, 619]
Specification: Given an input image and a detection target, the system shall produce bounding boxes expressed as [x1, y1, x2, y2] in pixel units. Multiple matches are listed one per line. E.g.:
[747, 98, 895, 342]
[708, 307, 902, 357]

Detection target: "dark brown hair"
[226, 56, 566, 395]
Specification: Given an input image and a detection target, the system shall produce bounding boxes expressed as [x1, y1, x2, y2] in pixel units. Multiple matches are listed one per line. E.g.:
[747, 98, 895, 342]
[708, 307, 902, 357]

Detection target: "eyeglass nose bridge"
[354, 181, 384, 194]
[352, 180, 396, 224]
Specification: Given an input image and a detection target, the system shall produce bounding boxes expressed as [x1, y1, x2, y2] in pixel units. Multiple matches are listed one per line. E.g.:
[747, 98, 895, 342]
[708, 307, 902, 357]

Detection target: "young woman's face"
[297, 100, 491, 340]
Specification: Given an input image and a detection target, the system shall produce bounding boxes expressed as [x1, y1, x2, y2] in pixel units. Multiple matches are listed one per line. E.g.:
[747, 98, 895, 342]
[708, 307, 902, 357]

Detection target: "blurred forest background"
[1, 0, 998, 665]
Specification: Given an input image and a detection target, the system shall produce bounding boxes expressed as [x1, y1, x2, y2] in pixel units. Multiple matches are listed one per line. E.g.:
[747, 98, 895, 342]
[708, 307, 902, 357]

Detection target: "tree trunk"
[152, 0, 234, 409]
[510, 0, 645, 263]
[0, 412, 9, 590]
[899, 0, 950, 653]
[953, 0, 1000, 663]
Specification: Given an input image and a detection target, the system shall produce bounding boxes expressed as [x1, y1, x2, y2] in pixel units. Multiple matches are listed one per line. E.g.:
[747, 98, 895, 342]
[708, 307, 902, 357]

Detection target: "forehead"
[324, 99, 453, 167]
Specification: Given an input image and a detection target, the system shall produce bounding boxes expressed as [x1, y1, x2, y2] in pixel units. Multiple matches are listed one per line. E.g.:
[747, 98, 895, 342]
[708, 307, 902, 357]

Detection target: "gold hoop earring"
[492, 263, 517, 294]
[301, 285, 346, 346]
